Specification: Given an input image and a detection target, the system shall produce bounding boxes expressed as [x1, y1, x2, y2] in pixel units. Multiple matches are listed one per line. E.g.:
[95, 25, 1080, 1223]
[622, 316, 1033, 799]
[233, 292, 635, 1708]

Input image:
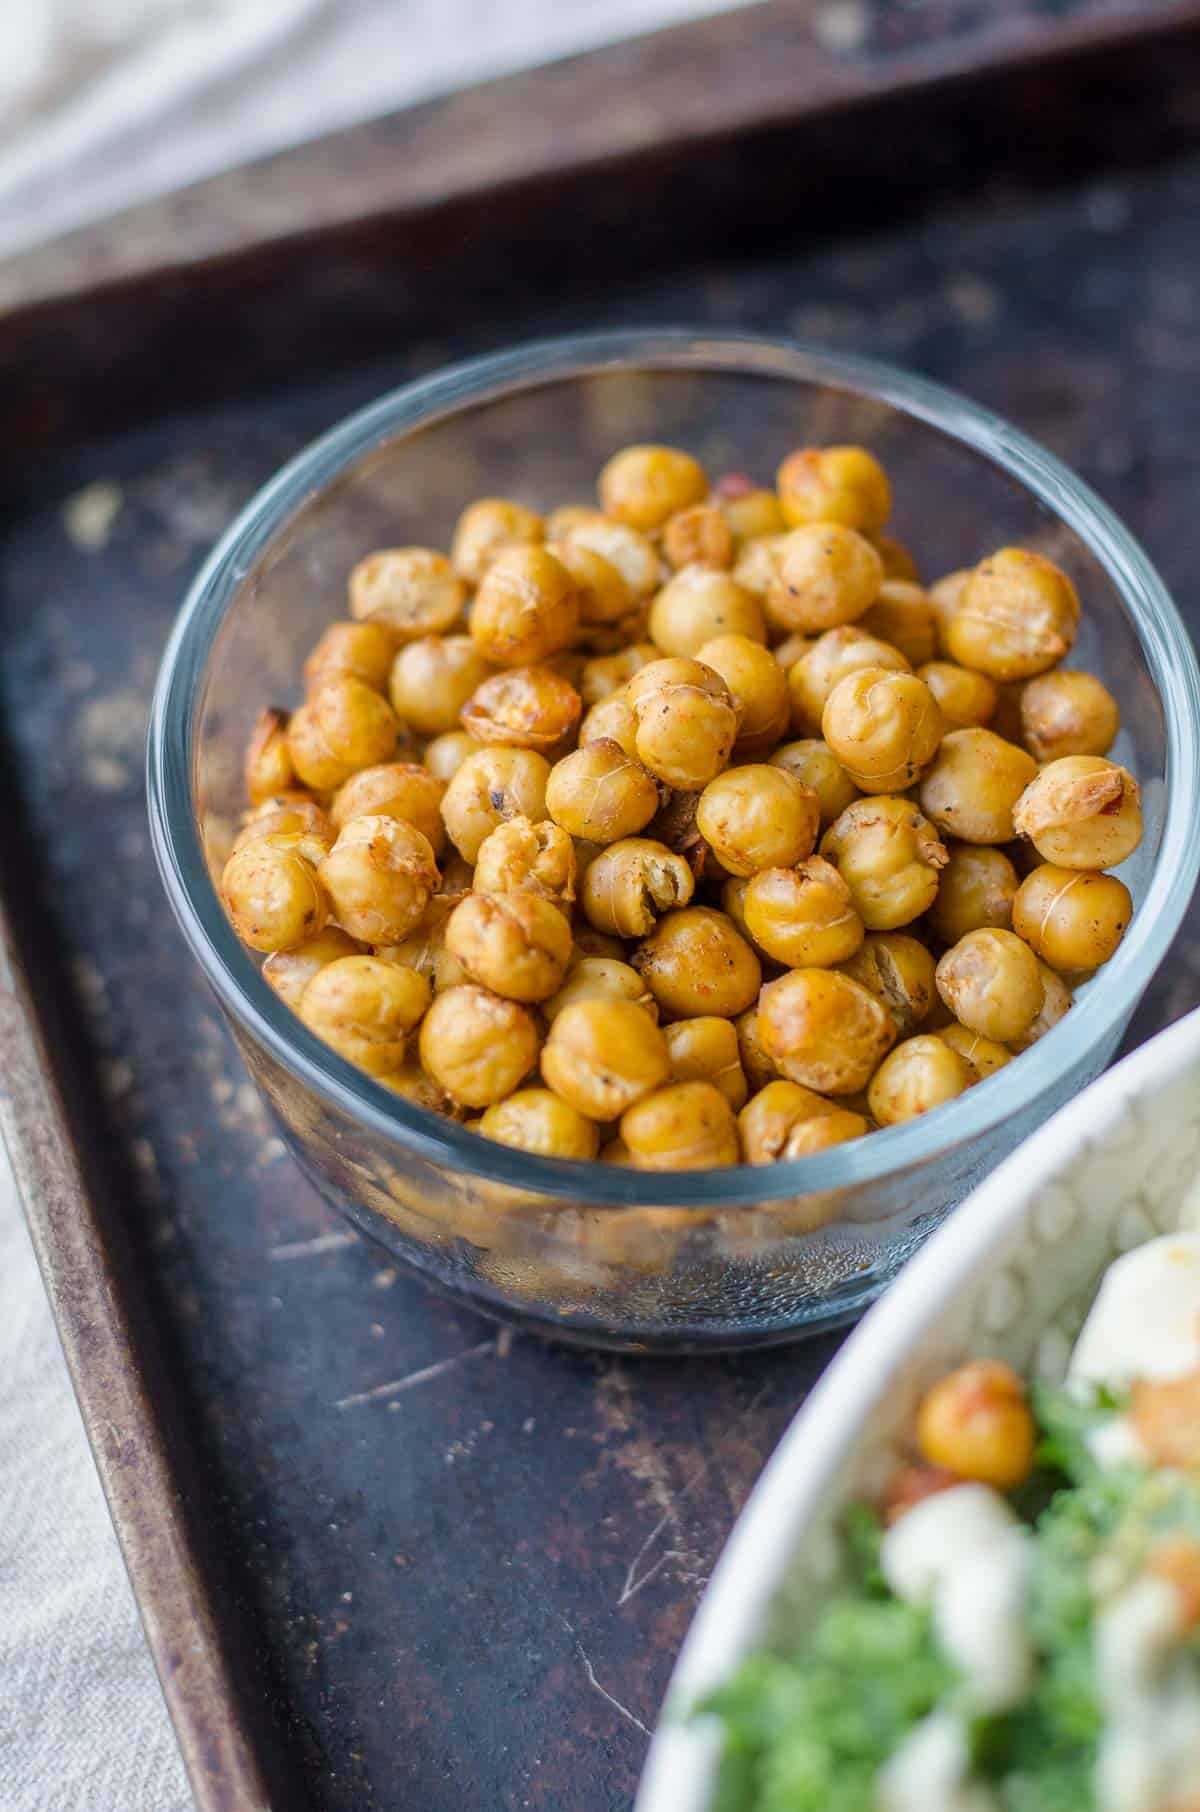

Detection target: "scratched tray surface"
[5, 151, 1200, 1809]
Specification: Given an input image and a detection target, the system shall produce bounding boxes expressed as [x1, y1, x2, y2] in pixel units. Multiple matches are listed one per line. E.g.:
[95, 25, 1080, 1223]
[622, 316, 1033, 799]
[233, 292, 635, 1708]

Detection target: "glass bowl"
[147, 329, 1200, 1352]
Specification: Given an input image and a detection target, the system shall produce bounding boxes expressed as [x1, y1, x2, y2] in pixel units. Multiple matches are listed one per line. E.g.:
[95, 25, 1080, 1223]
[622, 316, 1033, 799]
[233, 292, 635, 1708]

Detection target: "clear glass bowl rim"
[146, 327, 1200, 1210]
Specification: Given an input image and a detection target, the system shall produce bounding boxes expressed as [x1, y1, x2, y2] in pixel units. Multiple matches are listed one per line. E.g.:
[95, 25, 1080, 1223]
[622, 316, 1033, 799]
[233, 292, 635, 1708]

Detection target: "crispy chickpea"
[472, 815, 576, 905]
[662, 503, 734, 571]
[767, 524, 883, 634]
[318, 813, 439, 944]
[478, 1088, 600, 1160]
[769, 739, 859, 830]
[1008, 963, 1072, 1052]
[471, 546, 580, 668]
[872, 534, 920, 583]
[744, 858, 864, 969]
[731, 533, 787, 600]
[935, 1022, 1013, 1081]
[298, 954, 429, 1076]
[303, 621, 398, 697]
[578, 689, 639, 759]
[916, 1359, 1036, 1491]
[221, 840, 329, 952]
[549, 538, 635, 631]
[788, 626, 911, 736]
[664, 1017, 748, 1110]
[634, 906, 762, 1020]
[1012, 755, 1142, 869]
[868, 1035, 973, 1126]
[375, 894, 466, 993]
[349, 548, 465, 640]
[242, 789, 323, 824]
[444, 891, 572, 1002]
[419, 984, 540, 1107]
[389, 634, 493, 737]
[648, 566, 765, 656]
[1019, 669, 1120, 762]
[564, 515, 661, 601]
[620, 1081, 740, 1170]
[451, 498, 544, 585]
[627, 657, 740, 790]
[947, 548, 1080, 681]
[695, 633, 791, 761]
[858, 581, 938, 667]
[570, 927, 625, 962]
[541, 997, 670, 1119]
[719, 482, 787, 542]
[919, 727, 1038, 845]
[776, 445, 891, 533]
[822, 668, 943, 793]
[837, 932, 936, 1037]
[231, 800, 334, 867]
[330, 762, 447, 854]
[739, 1080, 867, 1162]
[545, 739, 660, 844]
[758, 968, 895, 1096]
[579, 642, 659, 707]
[697, 765, 820, 877]
[928, 843, 1019, 944]
[286, 679, 395, 791]
[543, 957, 658, 1025]
[935, 927, 1044, 1044]
[580, 838, 694, 938]
[821, 796, 948, 930]
[734, 1006, 777, 1092]
[1011, 864, 1132, 972]
[929, 568, 971, 654]
[377, 1064, 461, 1118]
[461, 664, 581, 751]
[598, 444, 707, 531]
[262, 926, 362, 1011]
[244, 707, 296, 804]
[423, 730, 482, 781]
[440, 747, 551, 862]
[916, 660, 998, 730]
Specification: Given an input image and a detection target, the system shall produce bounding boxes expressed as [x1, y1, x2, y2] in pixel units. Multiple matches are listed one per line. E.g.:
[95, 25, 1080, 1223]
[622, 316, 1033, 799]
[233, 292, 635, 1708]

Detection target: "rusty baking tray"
[4, 5, 1200, 1808]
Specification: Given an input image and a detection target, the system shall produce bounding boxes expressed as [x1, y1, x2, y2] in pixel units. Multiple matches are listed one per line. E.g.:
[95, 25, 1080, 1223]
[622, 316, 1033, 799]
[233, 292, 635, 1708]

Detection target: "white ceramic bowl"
[636, 1005, 1200, 1812]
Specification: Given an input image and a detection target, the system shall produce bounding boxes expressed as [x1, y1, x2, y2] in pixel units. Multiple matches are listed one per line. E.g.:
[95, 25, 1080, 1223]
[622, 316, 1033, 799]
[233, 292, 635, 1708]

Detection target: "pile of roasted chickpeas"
[221, 440, 1140, 1173]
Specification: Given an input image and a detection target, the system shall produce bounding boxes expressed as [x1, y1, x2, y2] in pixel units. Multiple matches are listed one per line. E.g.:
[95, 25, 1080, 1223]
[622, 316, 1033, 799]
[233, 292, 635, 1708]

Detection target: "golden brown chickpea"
[821, 796, 949, 930]
[916, 660, 998, 730]
[543, 957, 658, 1025]
[221, 840, 329, 953]
[242, 788, 323, 824]
[694, 633, 791, 761]
[664, 1017, 748, 1110]
[758, 968, 896, 1095]
[627, 657, 740, 791]
[731, 533, 787, 600]
[444, 891, 573, 1002]
[928, 568, 971, 654]
[423, 730, 482, 781]
[1012, 755, 1142, 870]
[471, 546, 580, 668]
[570, 927, 625, 962]
[788, 626, 911, 736]
[935, 1022, 1013, 1081]
[739, 1080, 868, 1162]
[872, 534, 921, 583]
[318, 813, 439, 944]
[440, 746, 552, 862]
[919, 727, 1038, 844]
[935, 927, 1044, 1044]
[776, 445, 891, 533]
[541, 996, 670, 1119]
[743, 858, 864, 969]
[304, 621, 398, 696]
[329, 762, 447, 854]
[231, 800, 334, 867]
[916, 1359, 1036, 1490]
[389, 634, 493, 738]
[564, 515, 661, 601]
[286, 680, 395, 792]
[460, 665, 581, 751]
[648, 566, 765, 657]
[927, 843, 1019, 944]
[769, 739, 860, 830]
[472, 815, 576, 905]
[836, 932, 936, 1037]
[696, 765, 820, 877]
[634, 906, 762, 1019]
[451, 498, 544, 585]
[734, 1006, 777, 1092]
[1008, 963, 1072, 1052]
[771, 631, 812, 670]
[662, 503, 734, 571]
[545, 503, 597, 542]
[767, 524, 883, 633]
[580, 838, 695, 939]
[478, 1088, 600, 1160]
[298, 954, 430, 1075]
[579, 642, 659, 707]
[947, 548, 1080, 681]
[544, 739, 660, 844]
[376, 1064, 462, 1119]
[868, 1035, 973, 1125]
[262, 926, 363, 1011]
[578, 689, 640, 759]
[349, 548, 466, 640]
[548, 538, 635, 631]
[719, 482, 787, 542]
[598, 444, 707, 532]
[1019, 669, 1120, 762]
[419, 984, 540, 1108]
[619, 1081, 740, 1170]
[1011, 864, 1132, 972]
[859, 581, 938, 668]
[244, 707, 297, 804]
[822, 668, 943, 793]
[375, 894, 467, 994]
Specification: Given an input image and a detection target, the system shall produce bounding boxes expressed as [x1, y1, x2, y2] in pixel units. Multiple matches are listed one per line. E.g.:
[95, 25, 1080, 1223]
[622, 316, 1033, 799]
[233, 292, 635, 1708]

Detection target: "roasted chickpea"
[857, 581, 938, 667]
[377, 1064, 461, 1118]
[472, 815, 576, 905]
[935, 1022, 1013, 1081]
[788, 626, 911, 736]
[423, 730, 482, 781]
[318, 813, 439, 944]
[471, 546, 580, 667]
[935, 927, 1044, 1044]
[460, 665, 581, 751]
[767, 524, 883, 634]
[837, 932, 936, 1037]
[916, 1359, 1036, 1491]
[627, 657, 740, 790]
[664, 1017, 748, 1110]
[927, 843, 1019, 944]
[822, 668, 943, 793]
[543, 957, 658, 1025]
[564, 515, 661, 601]
[286, 677, 396, 790]
[696, 765, 820, 877]
[634, 906, 762, 1019]
[298, 954, 429, 1075]
[694, 633, 791, 760]
[769, 739, 859, 830]
[947, 548, 1080, 681]
[776, 445, 891, 533]
[821, 796, 948, 931]
[478, 1088, 600, 1160]
[419, 984, 540, 1108]
[735, 1006, 777, 1092]
[916, 660, 998, 730]
[231, 800, 334, 867]
[443, 891, 572, 1002]
[221, 840, 329, 952]
[598, 444, 707, 531]
[451, 498, 544, 585]
[872, 534, 920, 583]
[541, 997, 670, 1119]
[389, 634, 493, 738]
[330, 762, 447, 853]
[580, 838, 694, 938]
[1011, 864, 1132, 972]
[868, 1035, 973, 1126]
[545, 739, 660, 844]
[262, 926, 363, 1011]
[570, 927, 626, 962]
[928, 568, 971, 654]
[304, 621, 398, 696]
[1008, 963, 1072, 1052]
[739, 1080, 868, 1162]
[349, 548, 465, 640]
[1012, 755, 1142, 869]
[241, 789, 324, 825]
[758, 968, 895, 1095]
[743, 858, 864, 969]
[1019, 669, 1120, 762]
[919, 727, 1038, 845]
[648, 566, 765, 657]
[579, 642, 659, 706]
[375, 894, 467, 993]
[244, 707, 296, 804]
[719, 481, 787, 542]
[440, 747, 551, 862]
[662, 503, 734, 571]
[619, 1081, 739, 1170]
[771, 632, 812, 670]
[538, 541, 630, 636]
[731, 533, 787, 600]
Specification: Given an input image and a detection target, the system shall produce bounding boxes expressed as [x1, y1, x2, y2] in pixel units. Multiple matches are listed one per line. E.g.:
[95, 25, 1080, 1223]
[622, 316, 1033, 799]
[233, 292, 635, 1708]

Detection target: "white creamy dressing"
[1068, 1232, 1200, 1395]
[875, 1711, 998, 1812]
[1086, 1414, 1148, 1470]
